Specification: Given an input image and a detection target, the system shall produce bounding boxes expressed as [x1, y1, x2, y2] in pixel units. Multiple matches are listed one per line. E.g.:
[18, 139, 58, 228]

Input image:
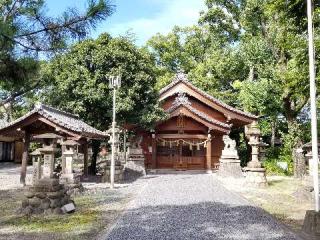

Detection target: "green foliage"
[199, 0, 320, 165]
[263, 147, 288, 176]
[147, 25, 245, 105]
[0, 0, 114, 116]
[277, 122, 303, 175]
[44, 34, 166, 130]
[263, 159, 288, 176]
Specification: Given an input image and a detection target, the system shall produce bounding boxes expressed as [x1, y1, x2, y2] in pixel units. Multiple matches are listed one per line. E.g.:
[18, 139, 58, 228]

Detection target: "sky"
[45, 0, 206, 45]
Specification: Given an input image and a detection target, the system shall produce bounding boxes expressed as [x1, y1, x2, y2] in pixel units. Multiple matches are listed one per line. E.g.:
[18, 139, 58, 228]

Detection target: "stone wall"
[18, 178, 73, 215]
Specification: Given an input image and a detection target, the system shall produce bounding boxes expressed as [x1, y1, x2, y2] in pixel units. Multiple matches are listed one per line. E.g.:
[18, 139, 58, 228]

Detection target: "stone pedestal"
[60, 149, 79, 185]
[102, 160, 124, 183]
[244, 167, 268, 187]
[31, 149, 42, 185]
[125, 147, 146, 177]
[32, 159, 42, 185]
[18, 178, 74, 215]
[219, 159, 243, 178]
[218, 135, 243, 178]
[302, 210, 320, 239]
[39, 145, 57, 179]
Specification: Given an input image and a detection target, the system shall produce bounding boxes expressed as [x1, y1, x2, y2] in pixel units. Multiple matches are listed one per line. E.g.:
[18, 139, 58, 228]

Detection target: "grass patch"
[0, 188, 132, 240]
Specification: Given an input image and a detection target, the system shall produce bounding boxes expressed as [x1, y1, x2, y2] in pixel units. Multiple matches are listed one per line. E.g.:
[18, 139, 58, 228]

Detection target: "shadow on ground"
[107, 201, 299, 240]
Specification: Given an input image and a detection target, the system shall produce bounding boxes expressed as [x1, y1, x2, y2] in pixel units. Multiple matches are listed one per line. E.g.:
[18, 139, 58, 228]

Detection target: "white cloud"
[108, 0, 205, 45]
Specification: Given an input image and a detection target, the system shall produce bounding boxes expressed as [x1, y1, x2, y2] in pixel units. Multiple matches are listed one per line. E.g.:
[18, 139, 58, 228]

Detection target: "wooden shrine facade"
[137, 73, 258, 171]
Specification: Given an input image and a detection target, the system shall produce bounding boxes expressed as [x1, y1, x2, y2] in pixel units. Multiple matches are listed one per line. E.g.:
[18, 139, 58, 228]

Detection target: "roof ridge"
[159, 73, 257, 119]
[0, 104, 107, 138]
[167, 101, 231, 129]
[37, 103, 79, 119]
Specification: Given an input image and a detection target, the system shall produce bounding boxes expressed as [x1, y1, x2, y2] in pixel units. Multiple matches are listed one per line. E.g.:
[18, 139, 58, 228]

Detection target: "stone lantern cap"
[63, 149, 74, 155]
[246, 123, 261, 136]
[30, 149, 42, 156]
[39, 145, 58, 153]
[106, 126, 121, 134]
[61, 139, 80, 146]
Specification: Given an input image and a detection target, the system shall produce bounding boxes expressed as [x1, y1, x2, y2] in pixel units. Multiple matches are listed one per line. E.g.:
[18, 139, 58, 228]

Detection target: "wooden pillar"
[151, 133, 157, 169]
[206, 136, 212, 174]
[83, 140, 89, 177]
[20, 132, 30, 185]
[61, 144, 66, 174]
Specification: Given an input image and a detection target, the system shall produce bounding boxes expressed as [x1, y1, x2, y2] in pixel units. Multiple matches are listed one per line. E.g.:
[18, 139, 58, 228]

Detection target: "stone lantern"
[35, 133, 62, 179]
[247, 122, 262, 168]
[60, 140, 80, 184]
[30, 148, 42, 184]
[244, 121, 268, 187]
[258, 138, 269, 162]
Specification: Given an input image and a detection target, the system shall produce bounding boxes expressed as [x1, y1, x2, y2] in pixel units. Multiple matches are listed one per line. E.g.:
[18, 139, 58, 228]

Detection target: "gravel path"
[0, 163, 32, 189]
[105, 173, 301, 240]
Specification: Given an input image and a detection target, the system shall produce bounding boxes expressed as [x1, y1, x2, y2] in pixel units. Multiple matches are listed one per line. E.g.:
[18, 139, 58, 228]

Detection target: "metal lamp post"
[307, 0, 319, 213]
[301, 1, 320, 237]
[108, 75, 121, 189]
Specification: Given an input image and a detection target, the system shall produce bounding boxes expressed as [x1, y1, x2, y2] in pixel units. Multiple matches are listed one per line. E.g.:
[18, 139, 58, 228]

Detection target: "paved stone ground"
[0, 163, 32, 189]
[105, 173, 302, 240]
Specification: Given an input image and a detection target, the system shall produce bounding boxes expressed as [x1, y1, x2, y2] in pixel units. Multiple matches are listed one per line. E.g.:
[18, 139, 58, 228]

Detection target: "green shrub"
[263, 158, 289, 176]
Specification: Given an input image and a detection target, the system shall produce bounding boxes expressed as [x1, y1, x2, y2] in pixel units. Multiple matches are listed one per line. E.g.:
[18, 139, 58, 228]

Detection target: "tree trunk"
[293, 144, 306, 178]
[20, 132, 30, 185]
[271, 118, 276, 148]
[90, 140, 100, 175]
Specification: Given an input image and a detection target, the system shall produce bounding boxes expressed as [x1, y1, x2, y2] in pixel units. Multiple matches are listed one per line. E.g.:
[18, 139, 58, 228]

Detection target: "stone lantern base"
[125, 148, 146, 179]
[218, 158, 243, 178]
[102, 161, 124, 183]
[60, 173, 80, 185]
[18, 178, 74, 215]
[244, 167, 268, 187]
[302, 210, 320, 239]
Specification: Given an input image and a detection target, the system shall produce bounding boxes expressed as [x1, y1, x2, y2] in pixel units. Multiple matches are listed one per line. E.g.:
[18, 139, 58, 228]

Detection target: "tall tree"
[147, 25, 245, 105]
[0, 0, 114, 117]
[43, 34, 166, 172]
[201, 0, 320, 166]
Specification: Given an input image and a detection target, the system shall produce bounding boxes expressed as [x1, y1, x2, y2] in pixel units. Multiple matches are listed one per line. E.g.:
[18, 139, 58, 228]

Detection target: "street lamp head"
[108, 75, 121, 89]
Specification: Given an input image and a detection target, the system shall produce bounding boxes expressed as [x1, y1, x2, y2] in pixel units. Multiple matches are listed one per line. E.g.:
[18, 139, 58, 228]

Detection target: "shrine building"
[137, 72, 258, 172]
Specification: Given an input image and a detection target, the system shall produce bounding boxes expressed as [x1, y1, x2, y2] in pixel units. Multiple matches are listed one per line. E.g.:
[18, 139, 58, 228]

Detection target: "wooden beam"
[159, 82, 256, 123]
[157, 134, 207, 139]
[20, 131, 30, 185]
[83, 140, 89, 177]
[170, 107, 230, 133]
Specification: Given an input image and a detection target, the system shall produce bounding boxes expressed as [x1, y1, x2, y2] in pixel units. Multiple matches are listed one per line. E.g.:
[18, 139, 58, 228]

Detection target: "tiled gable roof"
[160, 72, 257, 120]
[166, 93, 231, 130]
[0, 103, 107, 138]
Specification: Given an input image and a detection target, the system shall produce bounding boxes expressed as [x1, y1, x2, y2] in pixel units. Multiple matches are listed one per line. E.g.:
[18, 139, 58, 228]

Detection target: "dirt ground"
[216, 175, 314, 233]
